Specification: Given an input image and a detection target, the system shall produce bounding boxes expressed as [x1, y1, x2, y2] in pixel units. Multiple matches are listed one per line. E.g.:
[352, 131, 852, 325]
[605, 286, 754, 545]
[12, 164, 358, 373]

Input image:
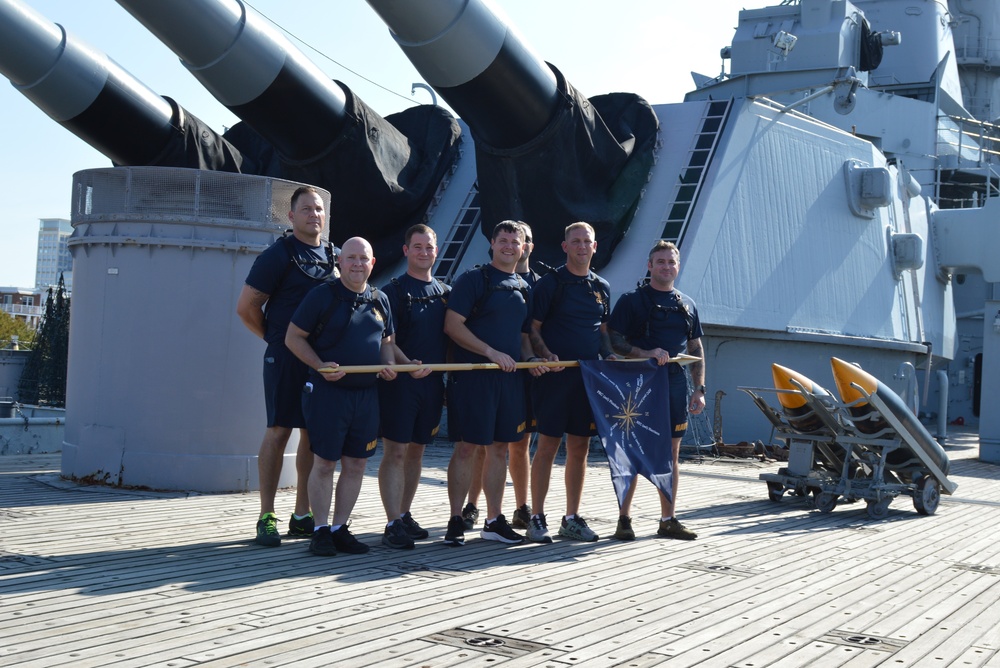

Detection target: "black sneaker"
[461, 503, 479, 530]
[309, 526, 336, 556]
[382, 521, 415, 550]
[287, 512, 314, 537]
[331, 522, 370, 554]
[613, 515, 635, 541]
[444, 515, 465, 546]
[511, 504, 531, 529]
[254, 512, 281, 547]
[481, 514, 524, 544]
[400, 512, 429, 540]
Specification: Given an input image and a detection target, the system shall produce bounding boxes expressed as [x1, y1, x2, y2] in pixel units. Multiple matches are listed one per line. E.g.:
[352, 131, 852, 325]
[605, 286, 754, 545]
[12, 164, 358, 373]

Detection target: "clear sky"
[0, 0, 756, 287]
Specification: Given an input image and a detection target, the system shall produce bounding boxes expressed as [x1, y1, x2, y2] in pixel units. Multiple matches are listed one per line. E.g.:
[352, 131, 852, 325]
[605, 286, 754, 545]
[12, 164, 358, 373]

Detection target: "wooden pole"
[318, 354, 700, 375]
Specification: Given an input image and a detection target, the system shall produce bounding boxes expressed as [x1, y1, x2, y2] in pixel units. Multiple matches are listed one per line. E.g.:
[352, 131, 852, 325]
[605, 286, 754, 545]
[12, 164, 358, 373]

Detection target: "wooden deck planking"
[2, 429, 1000, 667]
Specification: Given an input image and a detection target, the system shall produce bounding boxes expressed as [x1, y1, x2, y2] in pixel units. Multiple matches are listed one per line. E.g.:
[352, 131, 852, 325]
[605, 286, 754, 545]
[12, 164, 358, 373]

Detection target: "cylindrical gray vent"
[62, 166, 330, 492]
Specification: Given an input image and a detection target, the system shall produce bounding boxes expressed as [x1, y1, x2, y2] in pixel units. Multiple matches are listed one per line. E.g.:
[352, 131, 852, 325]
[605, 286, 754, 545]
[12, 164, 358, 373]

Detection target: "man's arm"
[443, 309, 517, 372]
[285, 322, 345, 382]
[236, 284, 269, 339]
[609, 327, 671, 364]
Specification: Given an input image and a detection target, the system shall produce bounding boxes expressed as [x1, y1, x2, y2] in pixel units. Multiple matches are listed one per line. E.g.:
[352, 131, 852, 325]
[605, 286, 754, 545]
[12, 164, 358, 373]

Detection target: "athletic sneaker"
[657, 517, 697, 540]
[444, 515, 466, 546]
[254, 512, 281, 547]
[559, 515, 599, 542]
[309, 526, 336, 556]
[613, 515, 635, 541]
[511, 504, 531, 529]
[461, 503, 479, 530]
[331, 523, 370, 554]
[382, 521, 415, 550]
[400, 512, 429, 540]
[526, 514, 553, 544]
[481, 514, 525, 544]
[287, 512, 315, 537]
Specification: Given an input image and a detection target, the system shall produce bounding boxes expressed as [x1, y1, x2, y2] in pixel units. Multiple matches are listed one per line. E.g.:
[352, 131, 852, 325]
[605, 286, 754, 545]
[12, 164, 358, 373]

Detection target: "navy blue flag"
[579, 360, 674, 507]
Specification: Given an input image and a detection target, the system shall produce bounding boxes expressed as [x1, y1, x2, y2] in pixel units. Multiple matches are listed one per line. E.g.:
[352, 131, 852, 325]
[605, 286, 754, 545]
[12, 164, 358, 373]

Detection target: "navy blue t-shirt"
[291, 280, 394, 388]
[447, 265, 530, 363]
[383, 274, 450, 365]
[609, 284, 703, 358]
[245, 235, 337, 345]
[531, 266, 610, 361]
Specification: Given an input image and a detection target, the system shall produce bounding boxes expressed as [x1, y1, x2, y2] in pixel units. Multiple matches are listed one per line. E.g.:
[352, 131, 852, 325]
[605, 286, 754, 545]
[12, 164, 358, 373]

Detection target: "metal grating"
[820, 630, 908, 653]
[682, 561, 758, 577]
[423, 628, 548, 658]
[378, 561, 468, 579]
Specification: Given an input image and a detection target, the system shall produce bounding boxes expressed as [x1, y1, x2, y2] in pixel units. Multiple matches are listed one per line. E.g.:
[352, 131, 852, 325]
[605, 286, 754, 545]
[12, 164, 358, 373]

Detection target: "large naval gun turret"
[0, 0, 461, 266]
[365, 0, 659, 271]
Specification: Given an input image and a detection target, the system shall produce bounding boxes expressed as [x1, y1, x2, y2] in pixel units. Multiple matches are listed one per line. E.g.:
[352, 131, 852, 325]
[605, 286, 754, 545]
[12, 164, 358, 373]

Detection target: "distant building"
[0, 286, 44, 330]
[35, 218, 73, 292]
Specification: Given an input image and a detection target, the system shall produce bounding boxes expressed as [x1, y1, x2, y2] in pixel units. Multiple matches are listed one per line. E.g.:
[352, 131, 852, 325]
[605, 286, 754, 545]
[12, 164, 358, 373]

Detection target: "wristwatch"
[695, 384, 706, 394]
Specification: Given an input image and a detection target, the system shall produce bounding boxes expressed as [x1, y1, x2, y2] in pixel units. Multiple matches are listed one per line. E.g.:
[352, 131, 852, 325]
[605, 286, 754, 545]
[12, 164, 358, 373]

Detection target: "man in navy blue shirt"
[236, 186, 337, 547]
[377, 224, 449, 549]
[526, 222, 613, 543]
[285, 237, 399, 556]
[442, 221, 534, 546]
[608, 240, 706, 541]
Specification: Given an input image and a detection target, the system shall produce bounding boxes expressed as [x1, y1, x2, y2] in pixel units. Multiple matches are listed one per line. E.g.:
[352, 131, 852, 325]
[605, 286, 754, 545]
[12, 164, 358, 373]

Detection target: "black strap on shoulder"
[389, 277, 450, 345]
[636, 282, 694, 340]
[280, 231, 338, 284]
[308, 284, 388, 348]
[542, 269, 610, 323]
[468, 265, 528, 322]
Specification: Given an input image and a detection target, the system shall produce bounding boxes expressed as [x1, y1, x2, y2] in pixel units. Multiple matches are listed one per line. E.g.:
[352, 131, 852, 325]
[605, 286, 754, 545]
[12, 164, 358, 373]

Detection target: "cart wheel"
[866, 497, 891, 520]
[767, 481, 785, 502]
[813, 490, 838, 513]
[913, 476, 941, 516]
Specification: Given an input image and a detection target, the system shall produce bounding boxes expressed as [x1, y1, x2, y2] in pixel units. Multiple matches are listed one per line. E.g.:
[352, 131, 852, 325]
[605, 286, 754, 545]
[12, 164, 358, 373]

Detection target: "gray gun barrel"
[115, 0, 348, 163]
[366, 0, 560, 149]
[0, 0, 177, 166]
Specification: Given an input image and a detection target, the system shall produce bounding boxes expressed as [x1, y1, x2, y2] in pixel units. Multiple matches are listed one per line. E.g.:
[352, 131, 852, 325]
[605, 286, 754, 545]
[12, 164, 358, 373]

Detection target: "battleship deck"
[2, 431, 999, 667]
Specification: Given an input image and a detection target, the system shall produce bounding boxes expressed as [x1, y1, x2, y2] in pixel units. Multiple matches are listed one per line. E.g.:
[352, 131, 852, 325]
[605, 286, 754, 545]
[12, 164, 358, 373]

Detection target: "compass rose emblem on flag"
[580, 359, 674, 507]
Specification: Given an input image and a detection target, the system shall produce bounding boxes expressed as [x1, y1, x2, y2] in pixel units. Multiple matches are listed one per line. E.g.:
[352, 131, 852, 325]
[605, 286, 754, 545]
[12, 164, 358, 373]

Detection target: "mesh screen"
[70, 167, 331, 238]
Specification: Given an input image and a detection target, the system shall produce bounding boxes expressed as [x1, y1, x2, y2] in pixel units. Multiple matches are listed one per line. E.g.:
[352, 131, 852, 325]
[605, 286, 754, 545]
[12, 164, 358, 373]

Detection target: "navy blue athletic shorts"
[378, 374, 444, 445]
[262, 342, 308, 429]
[668, 369, 690, 438]
[533, 367, 596, 438]
[522, 372, 536, 435]
[447, 369, 525, 445]
[303, 382, 379, 461]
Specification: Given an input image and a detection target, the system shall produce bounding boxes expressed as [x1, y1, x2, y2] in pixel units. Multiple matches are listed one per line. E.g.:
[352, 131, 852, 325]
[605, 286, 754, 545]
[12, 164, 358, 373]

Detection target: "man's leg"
[378, 438, 407, 522]
[401, 443, 425, 514]
[482, 441, 510, 521]
[331, 455, 368, 527]
[658, 436, 682, 519]
[529, 434, 562, 517]
[308, 454, 338, 528]
[448, 442, 478, 518]
[563, 434, 590, 517]
[465, 446, 486, 509]
[508, 434, 531, 510]
[293, 429, 313, 517]
[258, 426, 292, 516]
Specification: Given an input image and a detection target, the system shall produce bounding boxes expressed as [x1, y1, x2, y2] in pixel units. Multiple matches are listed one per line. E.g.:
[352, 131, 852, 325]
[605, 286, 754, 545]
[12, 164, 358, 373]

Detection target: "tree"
[0, 309, 34, 350]
[18, 274, 70, 406]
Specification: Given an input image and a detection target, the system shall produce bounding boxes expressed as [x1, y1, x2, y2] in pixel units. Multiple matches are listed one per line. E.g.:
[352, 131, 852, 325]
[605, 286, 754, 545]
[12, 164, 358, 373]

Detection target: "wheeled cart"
[742, 382, 957, 520]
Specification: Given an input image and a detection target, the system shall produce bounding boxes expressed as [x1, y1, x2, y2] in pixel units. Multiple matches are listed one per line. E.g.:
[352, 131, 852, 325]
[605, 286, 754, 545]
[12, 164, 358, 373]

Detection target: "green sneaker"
[288, 512, 315, 537]
[254, 513, 281, 547]
[558, 515, 599, 542]
[613, 515, 635, 541]
[657, 517, 697, 540]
